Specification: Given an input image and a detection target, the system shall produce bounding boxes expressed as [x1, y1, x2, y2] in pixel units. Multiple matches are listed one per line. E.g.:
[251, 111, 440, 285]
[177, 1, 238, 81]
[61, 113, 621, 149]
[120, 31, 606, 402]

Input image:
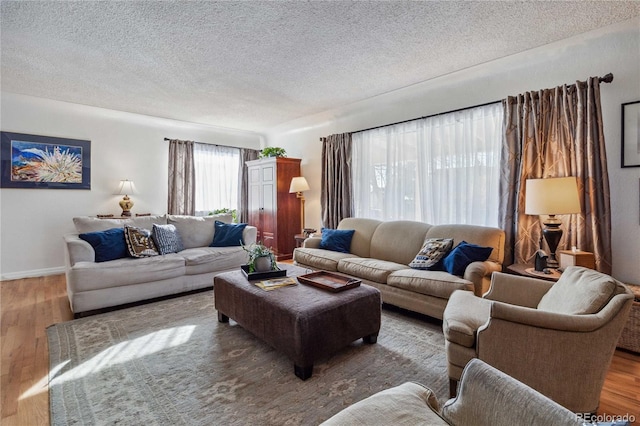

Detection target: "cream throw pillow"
[537, 266, 617, 315]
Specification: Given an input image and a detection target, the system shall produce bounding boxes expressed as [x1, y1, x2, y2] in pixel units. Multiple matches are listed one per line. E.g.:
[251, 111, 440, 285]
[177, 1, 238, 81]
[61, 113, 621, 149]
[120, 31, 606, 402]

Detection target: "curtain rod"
[350, 73, 613, 135]
[163, 137, 245, 150]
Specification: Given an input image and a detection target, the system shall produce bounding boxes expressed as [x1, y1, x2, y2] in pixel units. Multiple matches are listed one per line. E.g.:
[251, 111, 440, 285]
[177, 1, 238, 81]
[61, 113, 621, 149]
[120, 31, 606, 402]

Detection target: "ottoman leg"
[217, 311, 229, 323]
[294, 364, 313, 381]
[363, 333, 378, 344]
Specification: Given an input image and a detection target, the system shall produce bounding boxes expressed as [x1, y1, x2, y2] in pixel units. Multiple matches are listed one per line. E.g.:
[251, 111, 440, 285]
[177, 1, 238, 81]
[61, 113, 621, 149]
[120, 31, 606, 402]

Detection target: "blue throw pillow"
[210, 221, 247, 247]
[442, 241, 493, 276]
[79, 228, 128, 262]
[319, 228, 355, 253]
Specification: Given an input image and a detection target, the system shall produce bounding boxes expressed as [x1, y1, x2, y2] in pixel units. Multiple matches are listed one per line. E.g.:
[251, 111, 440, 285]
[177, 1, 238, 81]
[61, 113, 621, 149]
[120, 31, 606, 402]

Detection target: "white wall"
[0, 93, 262, 279]
[266, 19, 640, 284]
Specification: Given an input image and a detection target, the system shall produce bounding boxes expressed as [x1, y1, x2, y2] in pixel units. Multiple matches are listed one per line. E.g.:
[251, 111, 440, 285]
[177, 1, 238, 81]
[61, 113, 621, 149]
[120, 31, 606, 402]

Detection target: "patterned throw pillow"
[409, 238, 454, 270]
[124, 225, 159, 257]
[152, 224, 184, 255]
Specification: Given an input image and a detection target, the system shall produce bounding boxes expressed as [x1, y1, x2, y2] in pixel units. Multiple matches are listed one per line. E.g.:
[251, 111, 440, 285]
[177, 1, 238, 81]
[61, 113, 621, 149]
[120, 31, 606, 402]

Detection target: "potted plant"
[209, 208, 238, 223]
[242, 242, 277, 272]
[258, 147, 287, 158]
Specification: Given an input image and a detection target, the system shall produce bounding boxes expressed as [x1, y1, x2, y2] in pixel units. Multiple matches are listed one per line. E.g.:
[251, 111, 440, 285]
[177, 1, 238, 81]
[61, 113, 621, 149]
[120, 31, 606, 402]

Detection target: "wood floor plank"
[1, 274, 639, 425]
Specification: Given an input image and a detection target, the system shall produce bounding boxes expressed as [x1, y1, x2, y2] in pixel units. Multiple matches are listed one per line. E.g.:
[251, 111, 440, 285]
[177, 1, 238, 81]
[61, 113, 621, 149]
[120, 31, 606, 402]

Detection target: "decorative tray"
[241, 264, 287, 281]
[297, 271, 361, 292]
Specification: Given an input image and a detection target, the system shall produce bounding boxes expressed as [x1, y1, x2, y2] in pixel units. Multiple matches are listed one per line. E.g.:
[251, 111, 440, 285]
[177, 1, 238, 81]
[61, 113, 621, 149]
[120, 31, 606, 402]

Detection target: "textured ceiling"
[1, 1, 638, 133]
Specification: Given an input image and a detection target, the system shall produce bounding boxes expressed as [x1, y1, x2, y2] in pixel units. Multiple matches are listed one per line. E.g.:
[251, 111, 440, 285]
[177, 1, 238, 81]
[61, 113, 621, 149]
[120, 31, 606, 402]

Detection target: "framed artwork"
[0, 132, 91, 189]
[622, 100, 640, 168]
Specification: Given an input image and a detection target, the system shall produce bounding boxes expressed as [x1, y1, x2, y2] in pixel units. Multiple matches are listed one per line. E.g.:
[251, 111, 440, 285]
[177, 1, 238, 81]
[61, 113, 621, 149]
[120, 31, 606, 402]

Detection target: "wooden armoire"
[246, 157, 301, 260]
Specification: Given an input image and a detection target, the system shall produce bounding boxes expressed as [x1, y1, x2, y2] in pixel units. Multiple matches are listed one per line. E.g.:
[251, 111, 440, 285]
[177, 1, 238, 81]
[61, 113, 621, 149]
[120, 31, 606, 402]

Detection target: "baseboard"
[1, 266, 65, 281]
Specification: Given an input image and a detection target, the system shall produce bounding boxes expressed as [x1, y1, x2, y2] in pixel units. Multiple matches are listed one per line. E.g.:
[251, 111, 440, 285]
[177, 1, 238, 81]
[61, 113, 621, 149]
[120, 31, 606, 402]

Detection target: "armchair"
[321, 359, 581, 426]
[443, 266, 634, 414]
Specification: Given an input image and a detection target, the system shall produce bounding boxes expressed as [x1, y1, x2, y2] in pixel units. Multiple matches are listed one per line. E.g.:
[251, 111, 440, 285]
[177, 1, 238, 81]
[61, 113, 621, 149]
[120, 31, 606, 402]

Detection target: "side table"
[506, 263, 561, 282]
[294, 234, 306, 248]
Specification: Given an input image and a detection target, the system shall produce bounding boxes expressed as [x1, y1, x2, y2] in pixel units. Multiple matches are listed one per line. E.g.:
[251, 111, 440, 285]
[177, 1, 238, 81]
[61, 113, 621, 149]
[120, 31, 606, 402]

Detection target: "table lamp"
[525, 177, 581, 269]
[115, 179, 137, 217]
[289, 177, 310, 234]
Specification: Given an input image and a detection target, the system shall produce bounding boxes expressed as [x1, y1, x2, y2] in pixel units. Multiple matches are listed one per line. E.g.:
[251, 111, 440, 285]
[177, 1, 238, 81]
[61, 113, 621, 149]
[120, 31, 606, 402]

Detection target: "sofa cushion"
[124, 225, 159, 257]
[320, 382, 444, 426]
[337, 218, 382, 258]
[443, 290, 491, 348]
[152, 224, 184, 254]
[210, 221, 247, 247]
[167, 213, 231, 249]
[338, 258, 409, 284]
[409, 238, 454, 270]
[369, 220, 432, 265]
[180, 247, 249, 275]
[67, 254, 186, 291]
[73, 215, 167, 234]
[387, 269, 473, 299]
[79, 228, 129, 262]
[537, 266, 617, 315]
[442, 241, 493, 276]
[426, 224, 505, 264]
[293, 248, 356, 272]
[319, 228, 355, 253]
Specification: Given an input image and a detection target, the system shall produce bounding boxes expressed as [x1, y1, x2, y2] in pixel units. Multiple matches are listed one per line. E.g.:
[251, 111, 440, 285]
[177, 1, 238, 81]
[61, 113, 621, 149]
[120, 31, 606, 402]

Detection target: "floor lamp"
[289, 177, 310, 234]
[525, 177, 581, 269]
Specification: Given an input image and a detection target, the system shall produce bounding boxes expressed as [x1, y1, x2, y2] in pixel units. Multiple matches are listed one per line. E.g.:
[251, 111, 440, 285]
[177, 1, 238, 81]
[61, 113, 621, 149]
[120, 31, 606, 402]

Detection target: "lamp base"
[542, 219, 562, 269]
[119, 195, 134, 217]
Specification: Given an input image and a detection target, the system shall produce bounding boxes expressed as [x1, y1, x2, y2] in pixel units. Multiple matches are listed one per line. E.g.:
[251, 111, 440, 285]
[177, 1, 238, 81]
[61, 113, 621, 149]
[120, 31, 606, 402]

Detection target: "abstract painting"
[1, 132, 91, 189]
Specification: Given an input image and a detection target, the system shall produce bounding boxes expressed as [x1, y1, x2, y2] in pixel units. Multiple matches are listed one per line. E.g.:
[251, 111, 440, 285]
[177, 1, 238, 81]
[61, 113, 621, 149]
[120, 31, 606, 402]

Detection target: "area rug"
[48, 290, 448, 425]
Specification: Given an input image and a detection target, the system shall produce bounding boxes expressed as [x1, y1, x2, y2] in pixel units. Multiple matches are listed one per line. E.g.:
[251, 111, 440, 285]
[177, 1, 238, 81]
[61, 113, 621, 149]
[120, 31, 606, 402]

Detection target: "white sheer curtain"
[352, 103, 503, 226]
[194, 143, 240, 216]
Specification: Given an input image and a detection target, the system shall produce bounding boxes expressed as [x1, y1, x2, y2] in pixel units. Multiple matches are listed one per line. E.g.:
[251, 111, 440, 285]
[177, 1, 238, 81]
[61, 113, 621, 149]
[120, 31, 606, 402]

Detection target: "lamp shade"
[115, 179, 137, 196]
[289, 177, 310, 193]
[525, 177, 581, 215]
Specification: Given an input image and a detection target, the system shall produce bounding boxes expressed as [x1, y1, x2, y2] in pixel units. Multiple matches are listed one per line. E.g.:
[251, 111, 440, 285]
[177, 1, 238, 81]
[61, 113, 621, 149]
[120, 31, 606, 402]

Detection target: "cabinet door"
[260, 163, 277, 250]
[247, 165, 263, 240]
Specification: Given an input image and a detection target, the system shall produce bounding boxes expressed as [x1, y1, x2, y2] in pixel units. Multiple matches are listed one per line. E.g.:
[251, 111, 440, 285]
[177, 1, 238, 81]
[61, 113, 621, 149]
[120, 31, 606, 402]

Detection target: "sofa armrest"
[463, 261, 502, 296]
[243, 226, 257, 245]
[303, 236, 322, 249]
[441, 359, 581, 426]
[64, 234, 95, 266]
[321, 382, 444, 425]
[483, 272, 553, 308]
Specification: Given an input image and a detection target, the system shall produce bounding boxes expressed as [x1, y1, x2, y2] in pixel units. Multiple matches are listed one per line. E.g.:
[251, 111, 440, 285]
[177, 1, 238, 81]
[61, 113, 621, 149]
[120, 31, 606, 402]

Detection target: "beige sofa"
[293, 218, 505, 319]
[64, 214, 256, 317]
[321, 358, 582, 426]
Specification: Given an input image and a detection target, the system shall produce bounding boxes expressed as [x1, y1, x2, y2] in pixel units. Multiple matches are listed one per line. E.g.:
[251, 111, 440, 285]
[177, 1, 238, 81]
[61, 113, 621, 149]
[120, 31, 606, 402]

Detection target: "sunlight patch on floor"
[21, 325, 195, 399]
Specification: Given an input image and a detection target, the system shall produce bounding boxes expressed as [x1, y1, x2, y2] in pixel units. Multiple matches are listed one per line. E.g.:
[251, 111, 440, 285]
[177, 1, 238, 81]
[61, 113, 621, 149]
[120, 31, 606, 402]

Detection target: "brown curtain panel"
[499, 77, 612, 273]
[321, 133, 353, 229]
[167, 139, 195, 215]
[237, 148, 260, 223]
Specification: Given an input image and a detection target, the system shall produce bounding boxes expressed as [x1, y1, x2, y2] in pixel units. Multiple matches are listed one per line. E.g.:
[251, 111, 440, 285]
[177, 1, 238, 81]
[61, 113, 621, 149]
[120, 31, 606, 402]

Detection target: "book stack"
[255, 277, 297, 291]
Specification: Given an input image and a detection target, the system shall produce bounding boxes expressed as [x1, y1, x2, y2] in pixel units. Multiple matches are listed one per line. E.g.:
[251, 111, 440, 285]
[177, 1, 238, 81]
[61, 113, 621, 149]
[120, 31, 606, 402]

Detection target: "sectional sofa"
[64, 214, 256, 317]
[293, 218, 505, 319]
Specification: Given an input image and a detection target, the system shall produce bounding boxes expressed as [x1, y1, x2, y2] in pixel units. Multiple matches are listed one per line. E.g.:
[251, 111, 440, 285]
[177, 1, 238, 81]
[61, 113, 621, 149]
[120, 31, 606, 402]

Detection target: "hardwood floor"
[1, 274, 639, 425]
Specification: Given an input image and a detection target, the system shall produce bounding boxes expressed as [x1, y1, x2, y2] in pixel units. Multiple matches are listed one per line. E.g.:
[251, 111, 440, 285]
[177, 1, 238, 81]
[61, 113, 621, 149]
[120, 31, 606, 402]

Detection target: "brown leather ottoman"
[214, 266, 381, 380]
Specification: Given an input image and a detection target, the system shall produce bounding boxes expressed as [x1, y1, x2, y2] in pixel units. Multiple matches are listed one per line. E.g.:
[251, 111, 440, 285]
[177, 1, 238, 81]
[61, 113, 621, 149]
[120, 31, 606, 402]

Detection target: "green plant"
[209, 208, 237, 223]
[242, 242, 278, 272]
[259, 147, 287, 158]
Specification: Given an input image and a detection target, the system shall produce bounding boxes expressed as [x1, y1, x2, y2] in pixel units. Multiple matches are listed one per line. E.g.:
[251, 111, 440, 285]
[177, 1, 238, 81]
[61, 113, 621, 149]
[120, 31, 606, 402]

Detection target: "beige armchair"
[443, 266, 634, 414]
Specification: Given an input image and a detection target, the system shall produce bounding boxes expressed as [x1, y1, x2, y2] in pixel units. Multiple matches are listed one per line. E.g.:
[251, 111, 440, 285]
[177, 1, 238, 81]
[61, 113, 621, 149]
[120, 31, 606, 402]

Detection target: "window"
[352, 103, 503, 227]
[194, 143, 240, 216]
